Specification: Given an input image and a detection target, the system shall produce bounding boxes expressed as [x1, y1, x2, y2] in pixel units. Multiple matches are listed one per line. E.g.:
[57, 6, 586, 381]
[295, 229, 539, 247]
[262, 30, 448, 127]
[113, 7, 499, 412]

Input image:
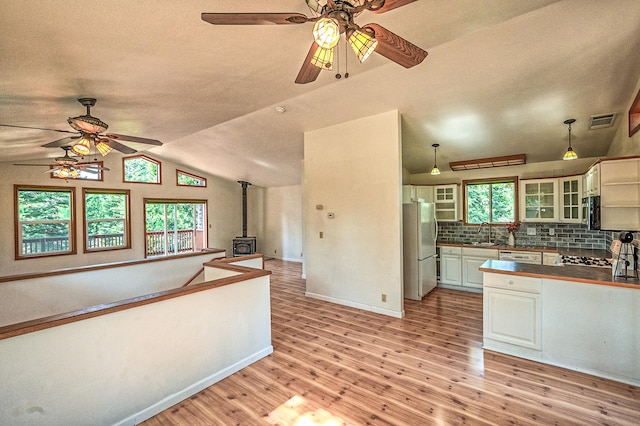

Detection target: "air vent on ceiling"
[589, 113, 616, 129]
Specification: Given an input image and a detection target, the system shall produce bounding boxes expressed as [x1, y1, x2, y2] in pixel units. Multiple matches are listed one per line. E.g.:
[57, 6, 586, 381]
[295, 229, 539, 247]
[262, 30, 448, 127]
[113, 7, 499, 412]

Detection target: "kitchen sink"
[471, 242, 497, 246]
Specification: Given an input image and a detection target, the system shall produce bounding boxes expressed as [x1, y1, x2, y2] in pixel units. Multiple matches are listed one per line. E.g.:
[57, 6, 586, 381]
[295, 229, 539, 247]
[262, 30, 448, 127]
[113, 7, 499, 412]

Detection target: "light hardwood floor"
[142, 259, 639, 425]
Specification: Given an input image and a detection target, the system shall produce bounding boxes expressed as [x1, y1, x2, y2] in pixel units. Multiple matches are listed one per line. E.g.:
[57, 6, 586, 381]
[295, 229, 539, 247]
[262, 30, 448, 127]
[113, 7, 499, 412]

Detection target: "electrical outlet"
[319, 231, 324, 238]
[548, 228, 555, 236]
[381, 294, 387, 302]
[527, 227, 536, 236]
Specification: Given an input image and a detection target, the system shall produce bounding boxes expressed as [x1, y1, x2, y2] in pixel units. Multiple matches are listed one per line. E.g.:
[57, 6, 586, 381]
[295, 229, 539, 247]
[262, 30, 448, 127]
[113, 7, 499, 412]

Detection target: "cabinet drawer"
[462, 247, 499, 258]
[483, 272, 541, 294]
[439, 246, 461, 255]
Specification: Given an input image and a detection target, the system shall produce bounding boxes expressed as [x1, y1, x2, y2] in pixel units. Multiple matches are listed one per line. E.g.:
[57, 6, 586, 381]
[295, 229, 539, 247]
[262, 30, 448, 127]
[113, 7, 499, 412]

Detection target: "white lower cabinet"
[440, 250, 461, 286]
[483, 273, 542, 351]
[461, 247, 499, 289]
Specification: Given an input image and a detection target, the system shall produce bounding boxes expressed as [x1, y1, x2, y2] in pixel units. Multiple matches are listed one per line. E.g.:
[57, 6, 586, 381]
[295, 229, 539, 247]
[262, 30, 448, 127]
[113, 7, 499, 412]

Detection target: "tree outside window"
[84, 189, 130, 252]
[465, 179, 516, 224]
[144, 199, 207, 257]
[15, 186, 76, 258]
[123, 155, 161, 183]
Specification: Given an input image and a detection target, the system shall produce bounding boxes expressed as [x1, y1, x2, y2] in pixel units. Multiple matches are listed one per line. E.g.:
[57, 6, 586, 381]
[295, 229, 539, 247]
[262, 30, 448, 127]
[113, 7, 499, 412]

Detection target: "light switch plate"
[527, 227, 536, 236]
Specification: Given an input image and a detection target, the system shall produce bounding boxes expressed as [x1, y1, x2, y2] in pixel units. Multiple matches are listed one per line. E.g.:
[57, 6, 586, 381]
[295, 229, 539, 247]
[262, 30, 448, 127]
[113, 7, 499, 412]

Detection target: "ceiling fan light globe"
[311, 45, 334, 70]
[71, 138, 91, 156]
[348, 29, 378, 63]
[95, 140, 113, 156]
[313, 18, 340, 49]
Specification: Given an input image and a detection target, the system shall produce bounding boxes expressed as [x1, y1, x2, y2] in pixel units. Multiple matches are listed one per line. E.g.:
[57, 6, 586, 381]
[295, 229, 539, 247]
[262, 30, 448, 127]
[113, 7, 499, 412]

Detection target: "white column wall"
[303, 110, 404, 317]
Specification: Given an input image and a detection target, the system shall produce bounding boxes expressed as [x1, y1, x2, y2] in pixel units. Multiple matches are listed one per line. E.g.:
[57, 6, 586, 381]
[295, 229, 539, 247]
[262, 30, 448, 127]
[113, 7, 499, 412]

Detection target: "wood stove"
[233, 181, 257, 256]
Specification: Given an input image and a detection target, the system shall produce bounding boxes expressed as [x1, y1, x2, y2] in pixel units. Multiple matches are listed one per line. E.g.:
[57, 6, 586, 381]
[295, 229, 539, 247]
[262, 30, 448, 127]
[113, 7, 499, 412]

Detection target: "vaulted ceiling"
[1, 1, 640, 187]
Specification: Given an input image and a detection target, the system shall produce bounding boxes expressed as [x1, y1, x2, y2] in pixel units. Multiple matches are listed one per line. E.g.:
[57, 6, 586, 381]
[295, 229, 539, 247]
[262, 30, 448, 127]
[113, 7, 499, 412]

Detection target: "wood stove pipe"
[238, 181, 251, 237]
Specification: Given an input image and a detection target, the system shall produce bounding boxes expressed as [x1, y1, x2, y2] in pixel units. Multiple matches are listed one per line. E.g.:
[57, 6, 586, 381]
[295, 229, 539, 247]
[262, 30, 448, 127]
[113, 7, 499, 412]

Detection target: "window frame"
[122, 154, 162, 184]
[143, 198, 208, 258]
[83, 188, 131, 253]
[463, 176, 519, 225]
[176, 169, 207, 187]
[15, 184, 77, 260]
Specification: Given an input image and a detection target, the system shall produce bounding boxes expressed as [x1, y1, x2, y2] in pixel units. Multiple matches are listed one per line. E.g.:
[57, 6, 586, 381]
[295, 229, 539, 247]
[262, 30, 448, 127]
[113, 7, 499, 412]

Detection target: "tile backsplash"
[436, 221, 629, 251]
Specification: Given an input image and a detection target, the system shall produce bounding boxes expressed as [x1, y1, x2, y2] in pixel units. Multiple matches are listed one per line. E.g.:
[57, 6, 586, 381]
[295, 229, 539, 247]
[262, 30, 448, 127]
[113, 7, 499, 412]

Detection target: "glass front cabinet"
[519, 179, 558, 222]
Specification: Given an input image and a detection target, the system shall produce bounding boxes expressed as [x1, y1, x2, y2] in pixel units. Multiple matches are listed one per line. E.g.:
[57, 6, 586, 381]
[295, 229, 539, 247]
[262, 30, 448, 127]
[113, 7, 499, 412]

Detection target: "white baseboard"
[305, 292, 402, 318]
[114, 345, 274, 426]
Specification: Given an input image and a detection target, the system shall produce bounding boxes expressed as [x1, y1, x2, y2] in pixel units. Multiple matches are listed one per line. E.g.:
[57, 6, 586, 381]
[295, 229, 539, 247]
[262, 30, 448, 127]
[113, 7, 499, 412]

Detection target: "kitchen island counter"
[480, 259, 638, 289]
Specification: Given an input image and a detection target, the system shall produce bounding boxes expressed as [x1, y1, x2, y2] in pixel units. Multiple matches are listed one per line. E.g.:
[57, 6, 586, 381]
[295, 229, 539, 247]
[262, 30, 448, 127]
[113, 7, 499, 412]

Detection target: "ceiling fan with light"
[201, 0, 428, 84]
[0, 97, 162, 157]
[13, 146, 109, 179]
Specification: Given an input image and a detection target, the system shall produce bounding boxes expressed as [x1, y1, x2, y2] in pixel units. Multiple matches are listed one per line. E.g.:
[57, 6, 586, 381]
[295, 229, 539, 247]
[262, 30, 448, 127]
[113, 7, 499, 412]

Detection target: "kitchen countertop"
[437, 242, 610, 258]
[479, 259, 639, 289]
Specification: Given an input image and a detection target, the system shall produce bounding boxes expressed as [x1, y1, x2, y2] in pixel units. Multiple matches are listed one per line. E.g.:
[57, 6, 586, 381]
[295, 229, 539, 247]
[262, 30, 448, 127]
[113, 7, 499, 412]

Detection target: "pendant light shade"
[311, 45, 334, 69]
[71, 135, 91, 156]
[562, 118, 578, 161]
[430, 143, 440, 175]
[347, 28, 378, 63]
[313, 18, 340, 49]
[95, 139, 113, 156]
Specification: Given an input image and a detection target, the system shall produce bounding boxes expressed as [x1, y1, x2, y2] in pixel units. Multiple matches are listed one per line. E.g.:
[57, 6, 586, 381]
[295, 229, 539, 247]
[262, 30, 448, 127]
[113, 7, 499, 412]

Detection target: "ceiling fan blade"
[105, 133, 163, 146]
[75, 165, 102, 174]
[13, 163, 54, 167]
[295, 42, 322, 84]
[0, 123, 77, 134]
[201, 13, 310, 25]
[364, 23, 427, 68]
[101, 138, 137, 154]
[41, 136, 81, 148]
[370, 0, 417, 14]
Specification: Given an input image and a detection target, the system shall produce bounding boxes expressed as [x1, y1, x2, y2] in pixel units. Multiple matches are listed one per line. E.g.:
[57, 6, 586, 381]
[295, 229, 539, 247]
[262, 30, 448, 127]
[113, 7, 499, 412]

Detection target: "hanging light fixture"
[71, 134, 91, 156]
[311, 45, 334, 69]
[347, 27, 378, 63]
[313, 18, 340, 49]
[95, 139, 114, 156]
[562, 118, 578, 160]
[430, 143, 441, 175]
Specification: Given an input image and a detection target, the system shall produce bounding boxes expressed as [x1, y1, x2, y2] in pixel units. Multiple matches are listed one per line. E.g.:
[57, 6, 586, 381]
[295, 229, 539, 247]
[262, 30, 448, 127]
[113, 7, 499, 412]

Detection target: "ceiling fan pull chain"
[344, 37, 350, 78]
[335, 42, 342, 79]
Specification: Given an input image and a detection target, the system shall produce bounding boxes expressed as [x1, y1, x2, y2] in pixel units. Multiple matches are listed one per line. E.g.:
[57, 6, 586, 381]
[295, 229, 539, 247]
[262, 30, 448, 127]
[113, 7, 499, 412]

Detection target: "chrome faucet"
[478, 222, 491, 244]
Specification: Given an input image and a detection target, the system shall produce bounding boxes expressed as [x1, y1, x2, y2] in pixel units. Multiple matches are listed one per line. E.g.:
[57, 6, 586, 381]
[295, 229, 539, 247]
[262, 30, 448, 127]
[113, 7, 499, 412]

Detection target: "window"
[15, 185, 76, 258]
[177, 170, 207, 187]
[84, 189, 131, 252]
[51, 162, 104, 181]
[144, 199, 207, 257]
[464, 178, 517, 224]
[123, 155, 161, 184]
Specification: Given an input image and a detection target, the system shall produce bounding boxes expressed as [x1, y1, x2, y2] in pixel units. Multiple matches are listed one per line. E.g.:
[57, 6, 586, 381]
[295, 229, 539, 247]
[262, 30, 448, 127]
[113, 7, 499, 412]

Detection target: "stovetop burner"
[561, 255, 612, 268]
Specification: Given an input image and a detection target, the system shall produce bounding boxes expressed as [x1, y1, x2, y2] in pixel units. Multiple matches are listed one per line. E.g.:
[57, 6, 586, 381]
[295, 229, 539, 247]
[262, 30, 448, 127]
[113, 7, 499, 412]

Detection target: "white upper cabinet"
[584, 163, 600, 197]
[559, 175, 582, 223]
[519, 179, 558, 222]
[416, 186, 434, 203]
[600, 158, 640, 231]
[434, 184, 458, 221]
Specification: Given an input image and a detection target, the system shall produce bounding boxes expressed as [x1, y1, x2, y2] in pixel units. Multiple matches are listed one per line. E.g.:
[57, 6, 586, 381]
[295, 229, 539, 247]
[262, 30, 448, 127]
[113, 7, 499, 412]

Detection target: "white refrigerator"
[403, 201, 438, 300]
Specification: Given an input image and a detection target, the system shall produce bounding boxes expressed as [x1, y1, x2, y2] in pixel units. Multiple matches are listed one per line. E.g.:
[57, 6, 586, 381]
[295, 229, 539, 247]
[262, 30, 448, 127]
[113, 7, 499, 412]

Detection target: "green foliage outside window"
[124, 156, 160, 183]
[85, 191, 128, 249]
[177, 171, 206, 186]
[466, 181, 515, 224]
[17, 188, 73, 255]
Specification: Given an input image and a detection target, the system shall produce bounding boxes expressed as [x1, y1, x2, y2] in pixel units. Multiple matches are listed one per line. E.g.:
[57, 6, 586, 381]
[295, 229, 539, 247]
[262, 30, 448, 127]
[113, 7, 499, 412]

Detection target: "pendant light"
[430, 143, 441, 175]
[562, 118, 578, 161]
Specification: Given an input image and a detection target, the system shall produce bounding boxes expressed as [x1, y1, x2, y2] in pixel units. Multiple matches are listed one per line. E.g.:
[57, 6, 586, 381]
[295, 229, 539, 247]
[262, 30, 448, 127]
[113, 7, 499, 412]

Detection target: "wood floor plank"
[141, 259, 639, 425]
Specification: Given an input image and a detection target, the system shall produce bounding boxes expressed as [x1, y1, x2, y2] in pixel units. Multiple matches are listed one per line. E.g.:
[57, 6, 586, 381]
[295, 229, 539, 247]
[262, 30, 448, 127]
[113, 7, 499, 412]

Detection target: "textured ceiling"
[1, 0, 639, 187]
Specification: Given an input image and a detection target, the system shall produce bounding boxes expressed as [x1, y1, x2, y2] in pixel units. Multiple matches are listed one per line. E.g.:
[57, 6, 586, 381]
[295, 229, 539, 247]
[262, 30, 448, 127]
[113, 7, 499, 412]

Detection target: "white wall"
[607, 74, 640, 158]
[263, 185, 303, 262]
[0, 153, 264, 276]
[0, 274, 273, 426]
[0, 252, 224, 326]
[303, 110, 404, 318]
